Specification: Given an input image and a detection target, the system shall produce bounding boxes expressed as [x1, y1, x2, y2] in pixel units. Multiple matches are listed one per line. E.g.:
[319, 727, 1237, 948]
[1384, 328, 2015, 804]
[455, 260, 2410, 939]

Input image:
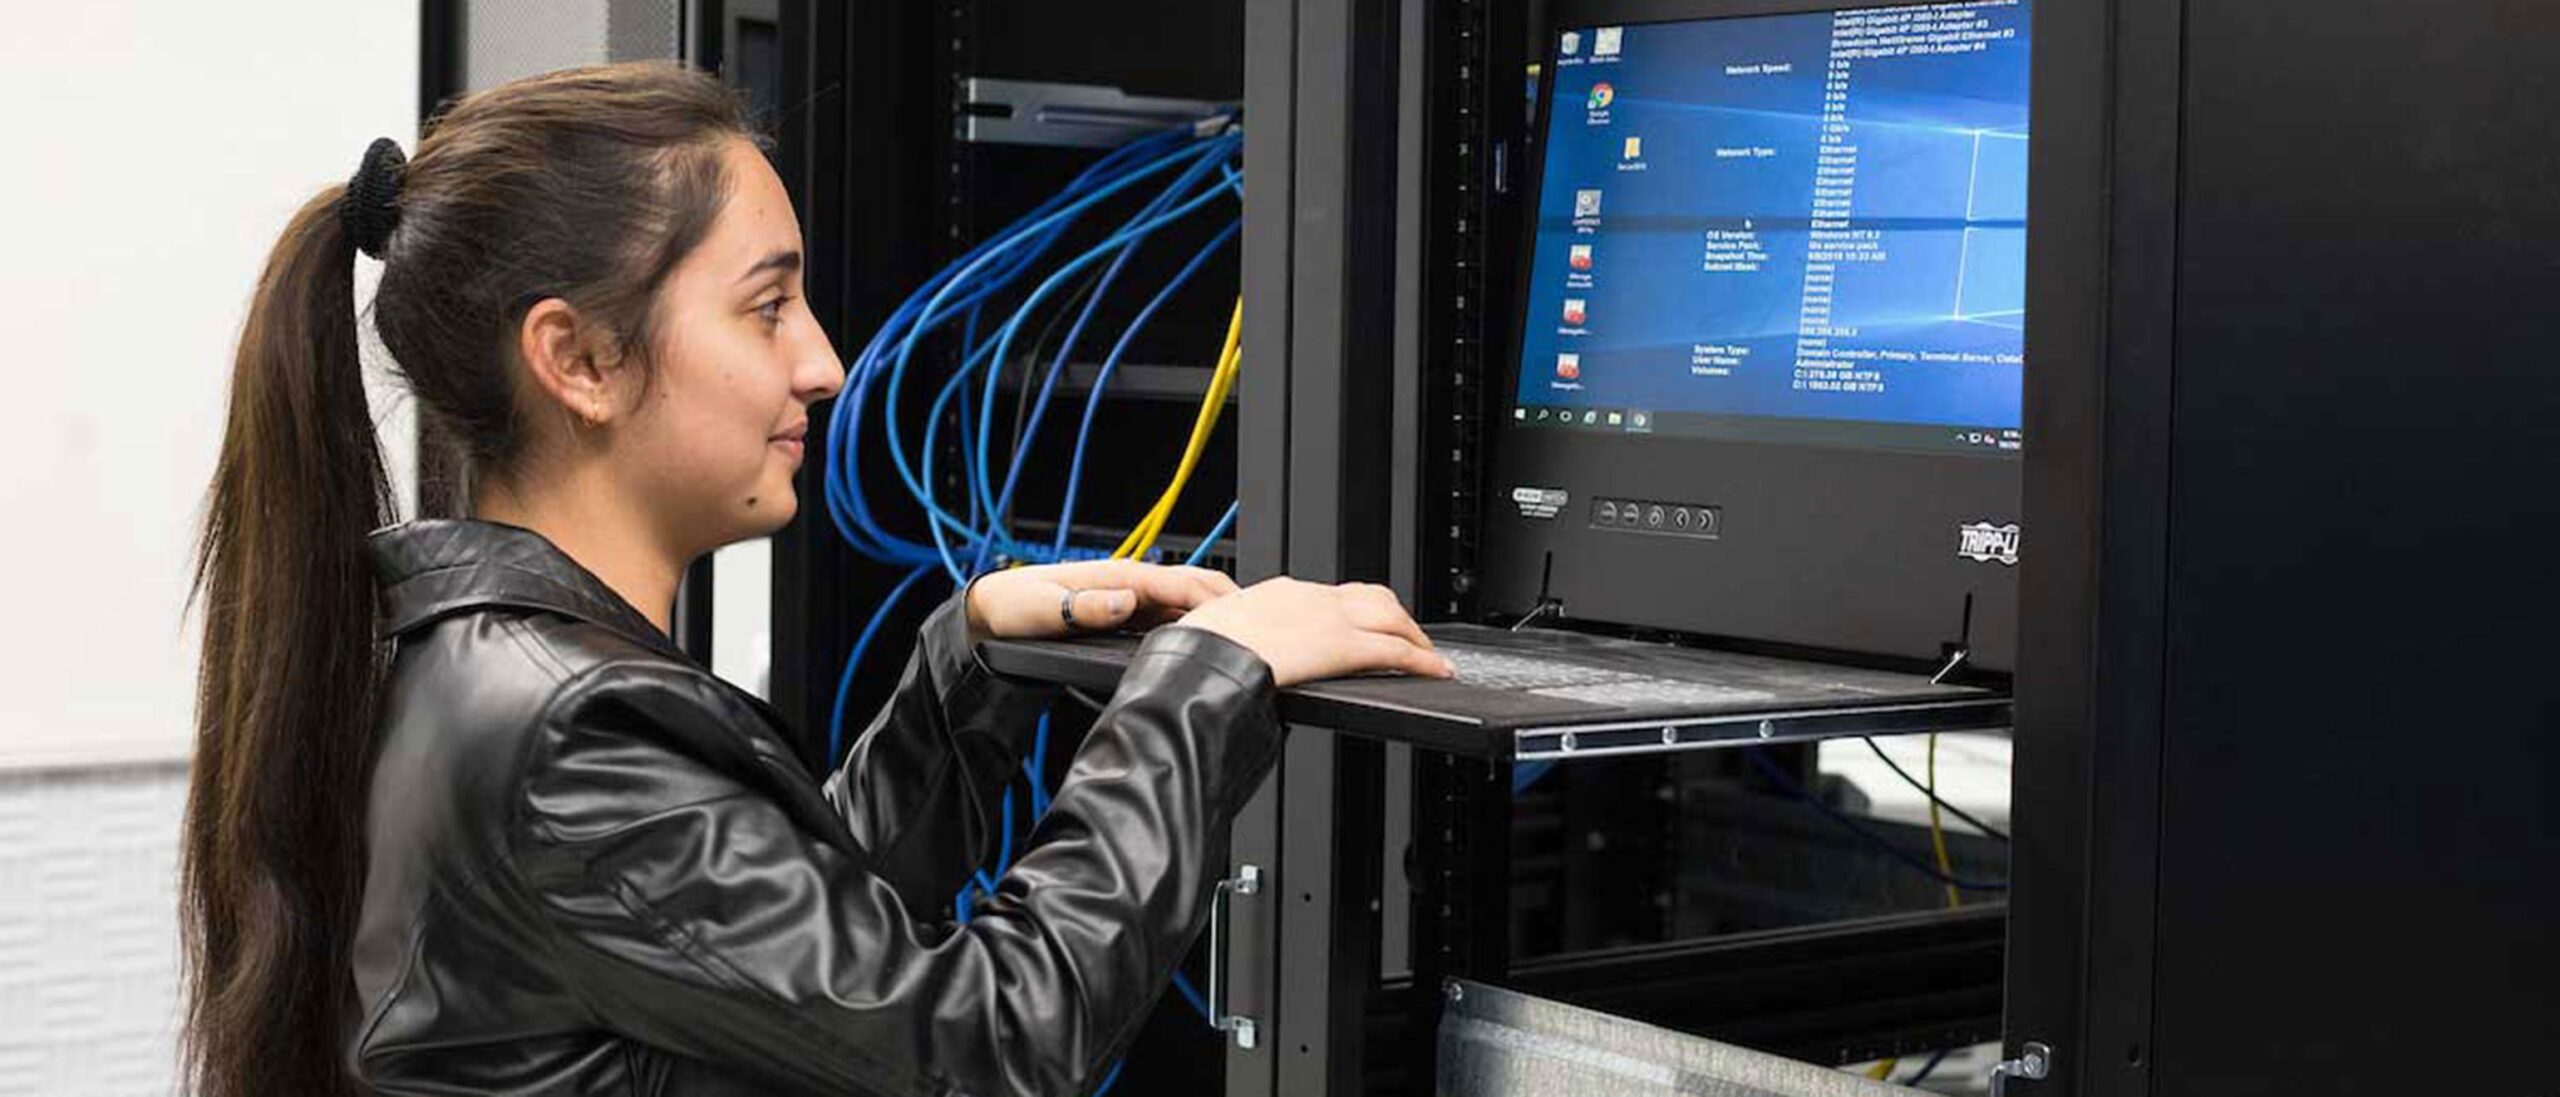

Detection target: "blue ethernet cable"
[823, 122, 1243, 1087]
[827, 221, 1073, 563]
[966, 135, 1239, 506]
[967, 149, 1233, 573]
[859, 144, 1231, 571]
[918, 363, 987, 581]
[877, 137, 1236, 552]
[1054, 220, 1243, 555]
[823, 123, 1210, 565]
[1742, 749, 2009, 892]
[827, 121, 1237, 573]
[942, 141, 1242, 555]
[971, 138, 1244, 558]
[1026, 712, 1053, 819]
[1169, 972, 1212, 1024]
[910, 141, 1241, 579]
[1513, 760, 1557, 794]
[1183, 501, 1240, 568]
[826, 561, 946, 767]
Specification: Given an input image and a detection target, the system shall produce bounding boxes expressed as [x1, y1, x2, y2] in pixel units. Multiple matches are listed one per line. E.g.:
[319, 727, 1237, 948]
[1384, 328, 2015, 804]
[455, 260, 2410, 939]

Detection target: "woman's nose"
[793, 325, 845, 403]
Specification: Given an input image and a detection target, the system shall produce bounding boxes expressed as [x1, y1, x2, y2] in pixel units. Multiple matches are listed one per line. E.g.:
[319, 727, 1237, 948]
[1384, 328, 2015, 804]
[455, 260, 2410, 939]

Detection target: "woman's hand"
[1176, 578, 1456, 687]
[965, 560, 1241, 640]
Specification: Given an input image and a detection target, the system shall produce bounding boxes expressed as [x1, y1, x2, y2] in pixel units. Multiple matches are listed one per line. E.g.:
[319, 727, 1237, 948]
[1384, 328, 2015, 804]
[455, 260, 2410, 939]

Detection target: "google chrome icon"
[1587, 82, 1615, 109]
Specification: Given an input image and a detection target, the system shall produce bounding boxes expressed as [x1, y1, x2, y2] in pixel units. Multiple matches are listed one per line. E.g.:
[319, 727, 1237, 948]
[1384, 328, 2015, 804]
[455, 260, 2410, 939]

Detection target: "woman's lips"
[771, 421, 808, 462]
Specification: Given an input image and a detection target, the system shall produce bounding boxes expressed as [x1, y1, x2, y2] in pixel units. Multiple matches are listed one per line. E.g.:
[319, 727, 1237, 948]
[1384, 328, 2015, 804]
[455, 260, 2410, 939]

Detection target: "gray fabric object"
[1438, 980, 1933, 1097]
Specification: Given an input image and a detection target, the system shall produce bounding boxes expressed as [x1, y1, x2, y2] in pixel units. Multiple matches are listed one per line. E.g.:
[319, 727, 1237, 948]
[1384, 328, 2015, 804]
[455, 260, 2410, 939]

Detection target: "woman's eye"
[756, 296, 792, 325]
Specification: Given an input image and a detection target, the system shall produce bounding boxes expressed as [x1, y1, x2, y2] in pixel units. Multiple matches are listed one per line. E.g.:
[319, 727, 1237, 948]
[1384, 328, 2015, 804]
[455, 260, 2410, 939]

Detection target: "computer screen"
[1514, 0, 2031, 457]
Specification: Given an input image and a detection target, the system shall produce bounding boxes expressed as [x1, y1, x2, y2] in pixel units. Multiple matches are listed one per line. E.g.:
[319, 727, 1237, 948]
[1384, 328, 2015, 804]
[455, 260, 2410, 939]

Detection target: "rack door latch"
[1989, 1041, 2053, 1095]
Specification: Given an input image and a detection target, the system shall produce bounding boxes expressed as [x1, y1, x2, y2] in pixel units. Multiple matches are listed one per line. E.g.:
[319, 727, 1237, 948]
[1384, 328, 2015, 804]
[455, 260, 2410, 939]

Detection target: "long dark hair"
[183, 62, 755, 1097]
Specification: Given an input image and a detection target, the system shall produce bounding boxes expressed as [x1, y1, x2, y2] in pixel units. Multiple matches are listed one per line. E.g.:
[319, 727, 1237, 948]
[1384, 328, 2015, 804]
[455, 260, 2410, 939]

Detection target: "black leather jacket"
[352, 520, 1282, 1096]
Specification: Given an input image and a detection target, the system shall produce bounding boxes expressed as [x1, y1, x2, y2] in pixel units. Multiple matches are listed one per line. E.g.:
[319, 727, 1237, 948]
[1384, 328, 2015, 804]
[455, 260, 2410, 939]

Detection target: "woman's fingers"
[1152, 565, 1237, 611]
[1178, 566, 1244, 598]
[965, 562, 1238, 639]
[1061, 560, 1236, 613]
[1065, 587, 1139, 631]
[1356, 630, 1456, 679]
[1339, 587, 1435, 652]
[1177, 575, 1455, 685]
[1116, 568, 1227, 625]
[1339, 584, 1450, 678]
[983, 569, 1443, 678]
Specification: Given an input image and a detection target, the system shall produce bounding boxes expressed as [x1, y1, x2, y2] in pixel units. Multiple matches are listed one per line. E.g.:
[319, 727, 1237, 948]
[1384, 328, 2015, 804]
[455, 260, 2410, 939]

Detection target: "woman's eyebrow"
[735, 249, 802, 285]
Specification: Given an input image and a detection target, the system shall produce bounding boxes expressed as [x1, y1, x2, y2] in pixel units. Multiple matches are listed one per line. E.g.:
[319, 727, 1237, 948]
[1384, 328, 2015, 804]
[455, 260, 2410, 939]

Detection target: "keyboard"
[1440, 643, 1782, 709]
[1533, 679, 1778, 707]
[1440, 645, 1644, 691]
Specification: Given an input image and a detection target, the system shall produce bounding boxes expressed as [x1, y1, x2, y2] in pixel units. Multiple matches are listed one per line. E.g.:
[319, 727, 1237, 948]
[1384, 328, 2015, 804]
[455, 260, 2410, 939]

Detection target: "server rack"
[423, 0, 2560, 1092]
[765, 3, 1254, 1093]
[1246, 1, 2560, 1091]
[1226, 5, 2005, 1096]
[764, 2, 2014, 1096]
[2004, 0, 2560, 1094]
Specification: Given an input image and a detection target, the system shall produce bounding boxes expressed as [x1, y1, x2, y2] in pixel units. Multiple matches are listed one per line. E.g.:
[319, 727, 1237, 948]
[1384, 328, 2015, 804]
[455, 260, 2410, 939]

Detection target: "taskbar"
[1510, 404, 2021, 458]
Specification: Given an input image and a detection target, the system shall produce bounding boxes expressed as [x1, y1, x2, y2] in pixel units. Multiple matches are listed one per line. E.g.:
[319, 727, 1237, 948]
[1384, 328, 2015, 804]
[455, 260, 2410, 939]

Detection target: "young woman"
[184, 62, 1451, 1097]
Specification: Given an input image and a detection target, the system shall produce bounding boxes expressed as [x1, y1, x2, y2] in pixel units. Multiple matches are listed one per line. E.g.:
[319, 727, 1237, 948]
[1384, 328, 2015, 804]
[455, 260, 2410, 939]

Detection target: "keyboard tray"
[979, 623, 2011, 760]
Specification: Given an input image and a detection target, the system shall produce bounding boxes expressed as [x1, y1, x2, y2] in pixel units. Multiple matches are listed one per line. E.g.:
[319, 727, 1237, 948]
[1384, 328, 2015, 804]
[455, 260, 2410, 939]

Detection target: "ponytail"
[179, 62, 756, 1097]
[182, 185, 390, 1097]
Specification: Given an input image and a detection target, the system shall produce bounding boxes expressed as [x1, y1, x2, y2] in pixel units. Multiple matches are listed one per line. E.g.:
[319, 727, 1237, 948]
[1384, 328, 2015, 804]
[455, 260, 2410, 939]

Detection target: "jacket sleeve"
[506, 626, 1281, 1097]
[824, 589, 1057, 911]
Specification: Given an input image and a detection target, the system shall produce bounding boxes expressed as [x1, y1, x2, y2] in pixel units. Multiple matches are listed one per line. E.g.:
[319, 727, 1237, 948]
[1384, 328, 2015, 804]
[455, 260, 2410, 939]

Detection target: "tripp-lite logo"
[1958, 522, 2022, 566]
[1511, 486, 1570, 520]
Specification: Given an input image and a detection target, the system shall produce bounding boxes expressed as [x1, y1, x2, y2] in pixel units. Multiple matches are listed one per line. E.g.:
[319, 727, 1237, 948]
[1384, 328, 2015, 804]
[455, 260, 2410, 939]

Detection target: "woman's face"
[610, 138, 843, 555]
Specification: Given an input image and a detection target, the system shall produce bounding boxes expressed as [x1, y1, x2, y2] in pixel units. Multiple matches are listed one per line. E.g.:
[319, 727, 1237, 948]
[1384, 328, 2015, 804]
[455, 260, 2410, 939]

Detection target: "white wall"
[0, 2, 417, 769]
[0, 3, 415, 1094]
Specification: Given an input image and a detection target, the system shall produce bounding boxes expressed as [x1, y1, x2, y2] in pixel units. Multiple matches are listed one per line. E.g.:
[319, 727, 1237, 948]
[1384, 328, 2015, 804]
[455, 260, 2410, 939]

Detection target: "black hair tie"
[342, 137, 407, 260]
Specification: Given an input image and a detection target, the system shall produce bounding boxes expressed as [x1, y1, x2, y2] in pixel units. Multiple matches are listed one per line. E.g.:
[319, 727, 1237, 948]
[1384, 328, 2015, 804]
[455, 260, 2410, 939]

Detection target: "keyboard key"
[1530, 679, 1779, 707]
[1442, 645, 1642, 691]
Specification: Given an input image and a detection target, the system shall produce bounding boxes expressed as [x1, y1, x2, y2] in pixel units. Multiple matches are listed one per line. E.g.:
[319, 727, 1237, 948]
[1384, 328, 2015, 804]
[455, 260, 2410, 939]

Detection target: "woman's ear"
[516, 297, 621, 426]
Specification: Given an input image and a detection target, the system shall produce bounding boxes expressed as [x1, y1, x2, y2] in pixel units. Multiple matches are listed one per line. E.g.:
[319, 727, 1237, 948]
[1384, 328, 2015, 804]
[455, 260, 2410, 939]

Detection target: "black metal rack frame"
[758, 2, 2014, 1096]
[427, 2, 2560, 1093]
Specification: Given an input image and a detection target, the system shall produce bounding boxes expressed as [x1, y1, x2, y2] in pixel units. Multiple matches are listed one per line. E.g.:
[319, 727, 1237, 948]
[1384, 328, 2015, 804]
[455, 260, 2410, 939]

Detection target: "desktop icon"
[1561, 298, 1587, 326]
[1583, 410, 1600, 424]
[1515, 406, 1527, 419]
[1568, 244, 1594, 271]
[1630, 411, 1651, 429]
[1555, 353, 1581, 380]
[1587, 82, 1615, 110]
[1574, 188, 1602, 217]
[1559, 31, 1581, 55]
[1535, 407, 1552, 421]
[1606, 411, 1624, 426]
[1593, 26, 1623, 56]
[1622, 135, 1642, 160]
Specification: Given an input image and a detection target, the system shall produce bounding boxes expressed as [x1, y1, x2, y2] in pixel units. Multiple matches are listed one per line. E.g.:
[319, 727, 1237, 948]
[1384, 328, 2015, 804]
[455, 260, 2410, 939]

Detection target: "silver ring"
[1060, 588, 1080, 629]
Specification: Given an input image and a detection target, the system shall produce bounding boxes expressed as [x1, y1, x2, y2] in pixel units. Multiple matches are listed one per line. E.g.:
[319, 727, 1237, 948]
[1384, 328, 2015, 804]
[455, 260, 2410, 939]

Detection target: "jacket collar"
[369, 518, 686, 662]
